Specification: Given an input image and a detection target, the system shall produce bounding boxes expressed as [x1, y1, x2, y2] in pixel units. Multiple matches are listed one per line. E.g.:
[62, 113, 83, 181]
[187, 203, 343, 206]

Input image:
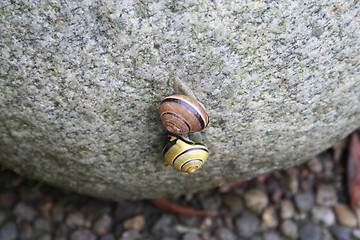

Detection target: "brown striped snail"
[163, 134, 208, 173]
[159, 94, 209, 135]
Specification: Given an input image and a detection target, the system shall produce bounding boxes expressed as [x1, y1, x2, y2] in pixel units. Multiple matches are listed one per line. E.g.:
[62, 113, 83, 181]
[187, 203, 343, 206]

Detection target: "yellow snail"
[159, 94, 209, 135]
[162, 134, 208, 173]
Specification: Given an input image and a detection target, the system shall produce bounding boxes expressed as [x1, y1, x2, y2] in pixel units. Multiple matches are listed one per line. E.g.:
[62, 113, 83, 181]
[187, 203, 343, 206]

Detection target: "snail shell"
[159, 94, 209, 135]
[162, 134, 208, 173]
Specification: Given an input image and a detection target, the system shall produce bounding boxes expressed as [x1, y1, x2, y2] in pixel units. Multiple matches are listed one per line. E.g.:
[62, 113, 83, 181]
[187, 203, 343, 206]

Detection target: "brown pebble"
[287, 174, 299, 194]
[280, 199, 295, 219]
[123, 215, 145, 231]
[244, 189, 269, 213]
[262, 205, 279, 229]
[333, 203, 358, 227]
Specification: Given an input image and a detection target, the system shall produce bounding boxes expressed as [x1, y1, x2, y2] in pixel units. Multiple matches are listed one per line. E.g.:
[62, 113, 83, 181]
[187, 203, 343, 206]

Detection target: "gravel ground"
[0, 135, 359, 240]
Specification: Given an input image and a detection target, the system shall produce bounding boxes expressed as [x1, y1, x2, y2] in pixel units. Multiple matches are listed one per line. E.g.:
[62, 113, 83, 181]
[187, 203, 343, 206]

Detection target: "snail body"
[163, 134, 208, 173]
[159, 94, 209, 135]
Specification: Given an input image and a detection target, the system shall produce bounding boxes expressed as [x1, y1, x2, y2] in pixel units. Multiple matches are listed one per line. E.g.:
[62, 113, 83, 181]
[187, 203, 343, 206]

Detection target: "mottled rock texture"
[0, 0, 359, 200]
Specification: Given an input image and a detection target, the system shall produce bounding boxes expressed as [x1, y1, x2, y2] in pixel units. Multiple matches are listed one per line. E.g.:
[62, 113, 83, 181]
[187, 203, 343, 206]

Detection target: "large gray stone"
[0, 1, 359, 200]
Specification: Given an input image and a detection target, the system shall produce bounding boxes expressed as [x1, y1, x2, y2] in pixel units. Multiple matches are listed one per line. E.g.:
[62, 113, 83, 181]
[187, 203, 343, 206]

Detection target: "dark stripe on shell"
[180, 158, 204, 170]
[161, 98, 205, 130]
[161, 111, 192, 132]
[162, 136, 178, 156]
[175, 135, 195, 145]
[166, 133, 195, 145]
[172, 147, 208, 165]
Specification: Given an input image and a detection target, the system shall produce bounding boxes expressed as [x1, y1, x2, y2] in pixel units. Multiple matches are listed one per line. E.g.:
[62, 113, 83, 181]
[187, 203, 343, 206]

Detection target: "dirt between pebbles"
[0, 136, 359, 240]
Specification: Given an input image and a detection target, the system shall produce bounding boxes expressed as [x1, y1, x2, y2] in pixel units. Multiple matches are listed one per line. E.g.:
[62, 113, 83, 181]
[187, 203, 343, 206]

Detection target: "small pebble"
[353, 229, 360, 240]
[311, 206, 336, 226]
[65, 212, 85, 227]
[244, 189, 269, 213]
[93, 214, 113, 235]
[307, 157, 323, 173]
[300, 168, 310, 177]
[294, 192, 314, 212]
[280, 220, 298, 239]
[175, 224, 201, 234]
[263, 231, 281, 240]
[0, 221, 17, 240]
[287, 174, 299, 194]
[316, 184, 338, 207]
[330, 225, 352, 240]
[321, 227, 335, 240]
[34, 218, 52, 232]
[333, 203, 358, 228]
[152, 214, 174, 234]
[182, 232, 201, 240]
[214, 227, 237, 240]
[120, 230, 141, 240]
[280, 199, 295, 219]
[123, 215, 145, 231]
[300, 223, 322, 240]
[13, 202, 37, 221]
[262, 205, 278, 229]
[70, 229, 96, 240]
[236, 211, 260, 238]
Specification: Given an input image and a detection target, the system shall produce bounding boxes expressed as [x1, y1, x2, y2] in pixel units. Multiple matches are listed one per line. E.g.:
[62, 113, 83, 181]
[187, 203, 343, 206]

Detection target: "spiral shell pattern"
[159, 94, 209, 135]
[162, 134, 208, 173]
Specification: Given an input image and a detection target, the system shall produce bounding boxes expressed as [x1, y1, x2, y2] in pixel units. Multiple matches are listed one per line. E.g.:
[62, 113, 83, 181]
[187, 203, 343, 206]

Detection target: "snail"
[159, 94, 209, 135]
[162, 134, 208, 173]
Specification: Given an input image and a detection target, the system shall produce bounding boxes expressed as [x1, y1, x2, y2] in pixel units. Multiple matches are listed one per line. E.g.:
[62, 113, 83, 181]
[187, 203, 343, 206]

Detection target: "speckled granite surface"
[0, 0, 359, 200]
